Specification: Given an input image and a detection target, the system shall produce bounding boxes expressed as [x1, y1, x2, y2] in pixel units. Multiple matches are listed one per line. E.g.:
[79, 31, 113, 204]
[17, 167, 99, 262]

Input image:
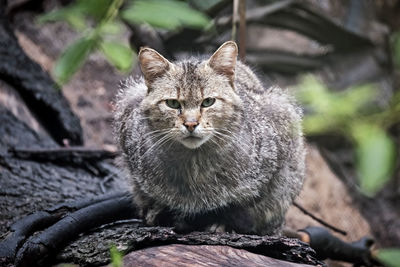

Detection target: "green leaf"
[100, 41, 135, 72]
[99, 21, 124, 35]
[122, 0, 210, 30]
[393, 33, 400, 69]
[110, 245, 123, 267]
[376, 248, 400, 267]
[297, 75, 376, 135]
[54, 37, 97, 84]
[352, 123, 396, 196]
[77, 0, 113, 21]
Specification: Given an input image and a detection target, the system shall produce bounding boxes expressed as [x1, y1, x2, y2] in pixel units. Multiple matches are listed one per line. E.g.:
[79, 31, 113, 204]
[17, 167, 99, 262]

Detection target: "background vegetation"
[38, 1, 400, 265]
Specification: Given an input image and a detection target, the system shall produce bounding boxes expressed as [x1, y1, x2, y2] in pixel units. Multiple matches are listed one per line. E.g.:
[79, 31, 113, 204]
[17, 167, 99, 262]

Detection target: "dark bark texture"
[57, 225, 324, 267]
[1, 0, 398, 266]
[0, 0, 82, 145]
[121, 244, 312, 267]
[0, 108, 127, 265]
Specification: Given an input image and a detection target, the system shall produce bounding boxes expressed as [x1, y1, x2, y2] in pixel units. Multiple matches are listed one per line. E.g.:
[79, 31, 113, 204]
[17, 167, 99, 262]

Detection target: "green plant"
[38, 0, 211, 84]
[376, 248, 400, 267]
[297, 75, 399, 196]
[110, 245, 124, 267]
[392, 32, 400, 69]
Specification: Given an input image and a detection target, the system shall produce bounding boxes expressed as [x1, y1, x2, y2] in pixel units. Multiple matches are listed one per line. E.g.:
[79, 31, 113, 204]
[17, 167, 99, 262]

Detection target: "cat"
[114, 41, 305, 235]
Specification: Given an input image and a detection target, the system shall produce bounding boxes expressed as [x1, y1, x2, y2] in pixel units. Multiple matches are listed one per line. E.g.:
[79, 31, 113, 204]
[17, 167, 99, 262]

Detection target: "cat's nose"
[184, 121, 199, 132]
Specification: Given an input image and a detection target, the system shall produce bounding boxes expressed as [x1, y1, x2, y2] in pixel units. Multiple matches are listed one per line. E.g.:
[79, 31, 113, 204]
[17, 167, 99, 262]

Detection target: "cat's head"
[139, 41, 242, 149]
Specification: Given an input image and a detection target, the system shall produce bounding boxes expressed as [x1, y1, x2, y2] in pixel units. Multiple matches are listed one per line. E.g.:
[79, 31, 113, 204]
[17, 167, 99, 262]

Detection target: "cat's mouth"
[180, 135, 208, 149]
[184, 136, 202, 140]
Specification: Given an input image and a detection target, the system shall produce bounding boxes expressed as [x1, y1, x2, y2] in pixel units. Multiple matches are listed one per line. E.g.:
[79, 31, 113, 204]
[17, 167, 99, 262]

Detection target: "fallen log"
[14, 194, 137, 267]
[10, 147, 117, 163]
[57, 225, 323, 267]
[121, 244, 312, 267]
[0, 107, 127, 266]
[0, 0, 83, 145]
[0, 193, 129, 262]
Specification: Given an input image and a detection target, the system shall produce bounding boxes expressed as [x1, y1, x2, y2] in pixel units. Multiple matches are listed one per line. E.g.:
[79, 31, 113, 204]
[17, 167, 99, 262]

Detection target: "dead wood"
[0, 193, 128, 262]
[0, 0, 83, 145]
[122, 244, 312, 267]
[0, 107, 128, 265]
[293, 202, 347, 236]
[14, 194, 137, 267]
[9, 147, 118, 176]
[301, 226, 377, 266]
[57, 224, 324, 267]
[246, 49, 326, 74]
[319, 147, 400, 247]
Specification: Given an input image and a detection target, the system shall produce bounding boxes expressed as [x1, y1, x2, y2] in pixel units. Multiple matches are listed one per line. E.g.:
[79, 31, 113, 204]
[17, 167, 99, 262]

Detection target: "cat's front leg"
[204, 223, 226, 233]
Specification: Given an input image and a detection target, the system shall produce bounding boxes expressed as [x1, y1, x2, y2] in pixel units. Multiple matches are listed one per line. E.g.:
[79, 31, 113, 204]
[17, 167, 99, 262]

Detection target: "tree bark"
[0, 0, 83, 145]
[57, 225, 323, 267]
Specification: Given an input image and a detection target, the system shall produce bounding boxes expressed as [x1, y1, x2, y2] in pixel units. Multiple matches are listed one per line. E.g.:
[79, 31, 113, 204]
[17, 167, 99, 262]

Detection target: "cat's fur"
[114, 41, 305, 235]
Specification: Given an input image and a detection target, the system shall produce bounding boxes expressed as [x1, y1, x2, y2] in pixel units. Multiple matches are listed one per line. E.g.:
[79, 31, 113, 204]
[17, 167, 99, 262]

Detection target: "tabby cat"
[114, 41, 305, 235]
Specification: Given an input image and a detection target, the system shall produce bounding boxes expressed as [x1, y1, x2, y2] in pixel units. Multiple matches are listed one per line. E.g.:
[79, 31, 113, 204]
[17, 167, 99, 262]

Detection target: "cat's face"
[139, 42, 242, 149]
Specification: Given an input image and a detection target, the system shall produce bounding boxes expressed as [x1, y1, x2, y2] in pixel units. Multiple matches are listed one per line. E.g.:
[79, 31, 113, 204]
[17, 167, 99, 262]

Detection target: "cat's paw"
[205, 223, 226, 233]
[173, 220, 194, 234]
[144, 206, 174, 226]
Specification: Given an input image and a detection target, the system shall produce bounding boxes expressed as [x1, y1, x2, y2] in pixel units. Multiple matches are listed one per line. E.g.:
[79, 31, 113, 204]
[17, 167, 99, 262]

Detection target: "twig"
[232, 0, 239, 41]
[238, 0, 246, 61]
[216, 0, 295, 29]
[14, 193, 137, 267]
[10, 147, 118, 162]
[300, 226, 377, 266]
[0, 193, 128, 262]
[293, 201, 347, 236]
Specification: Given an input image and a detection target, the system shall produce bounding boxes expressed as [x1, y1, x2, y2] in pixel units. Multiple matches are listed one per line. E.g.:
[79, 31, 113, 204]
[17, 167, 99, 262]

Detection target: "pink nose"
[184, 121, 199, 132]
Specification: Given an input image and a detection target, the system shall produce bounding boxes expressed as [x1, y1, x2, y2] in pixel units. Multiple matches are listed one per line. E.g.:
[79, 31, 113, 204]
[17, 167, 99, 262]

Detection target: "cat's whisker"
[142, 129, 171, 138]
[208, 137, 226, 152]
[131, 130, 172, 156]
[142, 132, 176, 157]
[212, 131, 251, 155]
[214, 128, 252, 147]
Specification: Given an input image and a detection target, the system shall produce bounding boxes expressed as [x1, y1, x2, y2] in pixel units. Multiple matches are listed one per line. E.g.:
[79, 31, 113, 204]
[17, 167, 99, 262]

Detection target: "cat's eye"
[201, 98, 216, 108]
[166, 99, 181, 109]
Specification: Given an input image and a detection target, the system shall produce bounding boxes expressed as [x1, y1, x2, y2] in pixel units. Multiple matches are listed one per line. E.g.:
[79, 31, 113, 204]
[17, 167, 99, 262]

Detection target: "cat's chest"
[165, 154, 221, 182]
[161, 150, 258, 191]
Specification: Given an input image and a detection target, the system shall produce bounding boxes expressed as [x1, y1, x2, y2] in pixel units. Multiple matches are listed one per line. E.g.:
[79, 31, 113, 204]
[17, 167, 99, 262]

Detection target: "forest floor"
[13, 4, 373, 242]
[3, 4, 385, 266]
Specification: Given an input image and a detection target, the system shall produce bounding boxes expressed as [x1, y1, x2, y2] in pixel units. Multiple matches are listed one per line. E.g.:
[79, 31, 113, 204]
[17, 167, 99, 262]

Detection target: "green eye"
[201, 98, 216, 107]
[166, 99, 181, 109]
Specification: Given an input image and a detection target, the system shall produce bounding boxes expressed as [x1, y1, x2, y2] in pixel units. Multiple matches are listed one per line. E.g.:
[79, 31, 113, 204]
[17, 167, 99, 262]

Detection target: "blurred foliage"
[122, 0, 209, 30]
[38, 0, 210, 84]
[298, 29, 400, 197]
[297, 76, 399, 196]
[110, 245, 123, 267]
[189, 0, 222, 12]
[376, 248, 400, 267]
[392, 32, 400, 68]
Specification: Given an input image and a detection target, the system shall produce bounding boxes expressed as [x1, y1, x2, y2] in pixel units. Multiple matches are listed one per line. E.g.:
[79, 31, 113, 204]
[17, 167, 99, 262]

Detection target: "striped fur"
[114, 42, 305, 235]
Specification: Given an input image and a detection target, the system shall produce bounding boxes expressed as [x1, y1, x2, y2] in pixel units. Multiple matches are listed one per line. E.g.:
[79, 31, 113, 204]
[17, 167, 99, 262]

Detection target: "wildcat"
[114, 41, 305, 235]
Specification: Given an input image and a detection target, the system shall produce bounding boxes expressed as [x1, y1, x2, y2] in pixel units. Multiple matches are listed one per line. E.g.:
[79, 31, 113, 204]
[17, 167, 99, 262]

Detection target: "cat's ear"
[139, 47, 173, 84]
[208, 41, 238, 84]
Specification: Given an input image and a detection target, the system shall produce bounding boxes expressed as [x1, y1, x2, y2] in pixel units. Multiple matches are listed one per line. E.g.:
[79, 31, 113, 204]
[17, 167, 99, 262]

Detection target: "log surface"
[119, 244, 312, 267]
[57, 225, 324, 266]
[0, 107, 127, 265]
